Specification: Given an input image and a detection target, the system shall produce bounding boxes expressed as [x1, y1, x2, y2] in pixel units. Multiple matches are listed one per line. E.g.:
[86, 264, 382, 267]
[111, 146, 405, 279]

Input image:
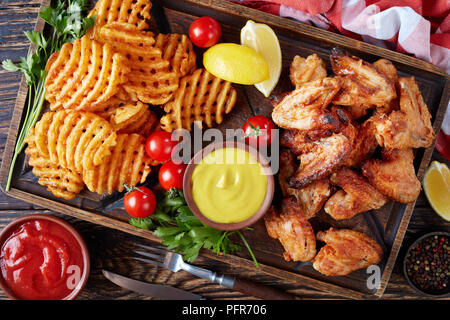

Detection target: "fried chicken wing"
[272, 77, 342, 131]
[330, 48, 396, 116]
[265, 198, 317, 262]
[313, 228, 383, 276]
[290, 54, 327, 88]
[324, 167, 388, 220]
[281, 129, 333, 156]
[371, 77, 435, 149]
[289, 123, 356, 189]
[362, 148, 421, 203]
[345, 120, 378, 167]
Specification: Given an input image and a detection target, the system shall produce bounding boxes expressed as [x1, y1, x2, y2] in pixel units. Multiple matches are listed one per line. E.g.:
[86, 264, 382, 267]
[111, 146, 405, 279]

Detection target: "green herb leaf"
[129, 217, 155, 230]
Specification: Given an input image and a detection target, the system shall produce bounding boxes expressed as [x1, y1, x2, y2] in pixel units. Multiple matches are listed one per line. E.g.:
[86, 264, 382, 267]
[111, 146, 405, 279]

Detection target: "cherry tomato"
[189, 16, 221, 48]
[159, 160, 187, 190]
[145, 131, 178, 162]
[123, 186, 156, 218]
[243, 115, 277, 147]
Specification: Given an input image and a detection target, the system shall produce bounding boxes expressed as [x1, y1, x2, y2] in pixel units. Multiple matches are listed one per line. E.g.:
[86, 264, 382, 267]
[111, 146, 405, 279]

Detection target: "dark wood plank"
[0, 0, 449, 300]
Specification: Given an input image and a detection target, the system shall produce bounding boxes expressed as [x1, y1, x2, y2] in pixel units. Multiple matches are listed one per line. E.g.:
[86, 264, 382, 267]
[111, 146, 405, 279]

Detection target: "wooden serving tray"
[1, 0, 449, 299]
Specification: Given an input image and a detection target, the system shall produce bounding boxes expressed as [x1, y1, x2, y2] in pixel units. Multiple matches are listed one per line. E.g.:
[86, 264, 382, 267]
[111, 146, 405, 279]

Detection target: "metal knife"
[102, 270, 204, 300]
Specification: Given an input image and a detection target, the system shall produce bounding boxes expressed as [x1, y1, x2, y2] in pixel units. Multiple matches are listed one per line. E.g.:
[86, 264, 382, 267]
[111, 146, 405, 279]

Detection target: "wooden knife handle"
[232, 277, 298, 300]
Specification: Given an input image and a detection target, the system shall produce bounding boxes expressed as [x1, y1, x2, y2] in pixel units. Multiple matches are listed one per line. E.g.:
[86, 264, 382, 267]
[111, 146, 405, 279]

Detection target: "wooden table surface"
[0, 0, 449, 300]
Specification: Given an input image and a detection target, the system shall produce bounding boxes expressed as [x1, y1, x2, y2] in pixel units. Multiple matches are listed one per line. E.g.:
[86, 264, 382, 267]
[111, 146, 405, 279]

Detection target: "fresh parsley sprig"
[2, 0, 95, 191]
[129, 188, 260, 267]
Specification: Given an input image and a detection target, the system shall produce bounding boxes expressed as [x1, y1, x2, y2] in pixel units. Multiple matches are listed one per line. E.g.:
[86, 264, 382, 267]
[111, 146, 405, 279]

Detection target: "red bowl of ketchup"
[0, 214, 90, 300]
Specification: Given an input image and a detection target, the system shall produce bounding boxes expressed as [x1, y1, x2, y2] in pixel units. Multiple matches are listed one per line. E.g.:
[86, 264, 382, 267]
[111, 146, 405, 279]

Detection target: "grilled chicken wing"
[330, 48, 396, 117]
[362, 148, 421, 203]
[290, 54, 327, 88]
[371, 77, 435, 149]
[290, 178, 331, 219]
[373, 59, 398, 84]
[279, 149, 331, 219]
[345, 120, 378, 167]
[313, 228, 383, 276]
[289, 123, 356, 189]
[272, 77, 342, 131]
[324, 167, 388, 220]
[279, 149, 297, 196]
[265, 197, 317, 262]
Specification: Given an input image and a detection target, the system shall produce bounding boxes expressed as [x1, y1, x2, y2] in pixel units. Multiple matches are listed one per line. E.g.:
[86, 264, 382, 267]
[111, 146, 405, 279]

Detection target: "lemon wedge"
[423, 161, 450, 221]
[203, 43, 269, 85]
[240, 20, 282, 97]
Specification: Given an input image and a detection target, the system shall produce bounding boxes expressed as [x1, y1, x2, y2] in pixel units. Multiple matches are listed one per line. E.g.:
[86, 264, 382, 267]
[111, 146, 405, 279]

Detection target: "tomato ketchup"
[0, 219, 85, 300]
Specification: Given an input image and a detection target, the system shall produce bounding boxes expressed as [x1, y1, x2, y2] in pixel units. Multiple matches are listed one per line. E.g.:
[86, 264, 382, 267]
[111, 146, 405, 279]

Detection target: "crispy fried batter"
[324, 167, 388, 220]
[82, 133, 155, 194]
[371, 77, 435, 149]
[345, 120, 378, 167]
[45, 36, 130, 112]
[107, 101, 160, 136]
[289, 54, 327, 88]
[160, 68, 237, 132]
[289, 124, 356, 189]
[362, 148, 421, 203]
[25, 129, 84, 200]
[155, 33, 197, 77]
[95, 22, 180, 105]
[89, 0, 152, 36]
[265, 197, 317, 262]
[34, 110, 117, 173]
[313, 228, 383, 276]
[330, 48, 396, 115]
[272, 77, 342, 130]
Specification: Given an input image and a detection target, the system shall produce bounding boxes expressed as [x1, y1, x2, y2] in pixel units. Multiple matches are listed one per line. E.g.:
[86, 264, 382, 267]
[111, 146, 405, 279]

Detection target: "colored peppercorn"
[405, 234, 449, 294]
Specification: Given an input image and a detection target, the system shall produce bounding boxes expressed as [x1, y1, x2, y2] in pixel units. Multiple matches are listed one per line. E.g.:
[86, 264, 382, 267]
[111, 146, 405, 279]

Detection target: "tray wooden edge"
[0, 0, 51, 191]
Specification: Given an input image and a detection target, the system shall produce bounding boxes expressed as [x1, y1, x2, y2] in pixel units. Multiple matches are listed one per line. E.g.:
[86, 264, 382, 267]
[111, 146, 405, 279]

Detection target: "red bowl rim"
[183, 140, 275, 231]
[0, 214, 90, 300]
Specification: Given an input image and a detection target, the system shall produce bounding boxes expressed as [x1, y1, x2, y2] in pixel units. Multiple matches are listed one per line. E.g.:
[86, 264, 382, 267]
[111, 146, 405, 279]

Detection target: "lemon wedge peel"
[423, 160, 450, 222]
[240, 20, 282, 97]
[203, 43, 269, 85]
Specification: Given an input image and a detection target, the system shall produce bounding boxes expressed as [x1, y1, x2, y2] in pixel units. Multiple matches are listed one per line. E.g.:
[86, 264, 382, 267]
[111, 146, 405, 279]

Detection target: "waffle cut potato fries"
[25, 129, 85, 200]
[155, 33, 197, 77]
[107, 101, 160, 136]
[82, 133, 155, 194]
[25, 0, 240, 200]
[88, 0, 153, 36]
[160, 68, 237, 132]
[95, 22, 180, 105]
[34, 110, 117, 173]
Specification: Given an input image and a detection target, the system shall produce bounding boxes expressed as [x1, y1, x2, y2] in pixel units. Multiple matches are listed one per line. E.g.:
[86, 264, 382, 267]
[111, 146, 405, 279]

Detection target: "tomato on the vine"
[145, 131, 178, 162]
[159, 160, 187, 190]
[189, 16, 221, 48]
[243, 115, 276, 147]
[123, 186, 156, 218]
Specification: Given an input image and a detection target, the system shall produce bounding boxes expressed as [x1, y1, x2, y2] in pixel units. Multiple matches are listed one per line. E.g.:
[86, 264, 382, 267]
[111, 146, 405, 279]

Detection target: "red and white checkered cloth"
[231, 0, 450, 160]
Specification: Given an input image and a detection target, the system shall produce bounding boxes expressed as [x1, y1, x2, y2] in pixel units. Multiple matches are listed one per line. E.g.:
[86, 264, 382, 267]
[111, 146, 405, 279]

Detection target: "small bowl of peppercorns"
[403, 231, 449, 297]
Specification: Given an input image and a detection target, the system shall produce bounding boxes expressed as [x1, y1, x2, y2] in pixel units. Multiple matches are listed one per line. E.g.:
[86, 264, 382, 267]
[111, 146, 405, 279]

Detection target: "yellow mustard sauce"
[191, 147, 268, 224]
